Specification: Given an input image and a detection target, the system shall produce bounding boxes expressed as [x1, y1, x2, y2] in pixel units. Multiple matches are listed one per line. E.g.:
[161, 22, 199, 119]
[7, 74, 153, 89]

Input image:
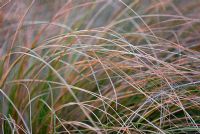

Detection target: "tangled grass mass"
[1, 0, 200, 133]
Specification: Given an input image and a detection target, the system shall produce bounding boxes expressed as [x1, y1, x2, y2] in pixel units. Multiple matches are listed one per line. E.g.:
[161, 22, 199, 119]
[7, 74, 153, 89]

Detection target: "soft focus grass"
[1, 0, 200, 133]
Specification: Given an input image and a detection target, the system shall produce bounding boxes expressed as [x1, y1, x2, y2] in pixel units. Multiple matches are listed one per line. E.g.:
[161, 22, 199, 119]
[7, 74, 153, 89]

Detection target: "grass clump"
[1, 0, 200, 133]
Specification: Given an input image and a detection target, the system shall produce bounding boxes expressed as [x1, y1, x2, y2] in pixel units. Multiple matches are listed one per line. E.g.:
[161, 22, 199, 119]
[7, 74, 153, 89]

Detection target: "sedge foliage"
[0, 0, 200, 133]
